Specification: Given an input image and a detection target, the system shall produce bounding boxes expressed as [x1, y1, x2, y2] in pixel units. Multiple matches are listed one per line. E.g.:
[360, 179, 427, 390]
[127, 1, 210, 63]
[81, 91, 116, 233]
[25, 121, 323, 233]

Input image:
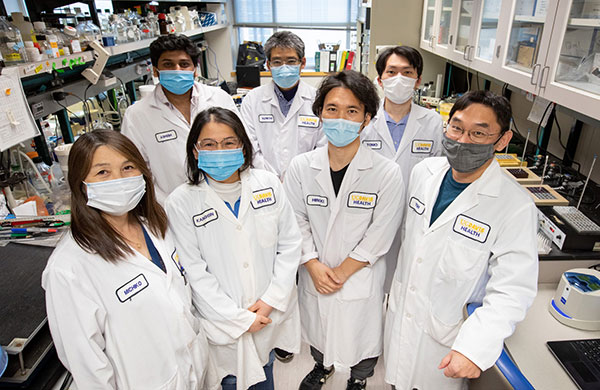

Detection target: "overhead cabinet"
[421, 0, 600, 122]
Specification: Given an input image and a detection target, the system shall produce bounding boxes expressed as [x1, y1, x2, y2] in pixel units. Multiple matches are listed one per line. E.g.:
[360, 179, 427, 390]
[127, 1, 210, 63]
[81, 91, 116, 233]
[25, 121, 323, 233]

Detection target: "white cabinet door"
[470, 0, 504, 72]
[421, 0, 440, 53]
[540, 0, 600, 121]
[493, 0, 560, 95]
[432, 0, 461, 59]
[450, 0, 482, 63]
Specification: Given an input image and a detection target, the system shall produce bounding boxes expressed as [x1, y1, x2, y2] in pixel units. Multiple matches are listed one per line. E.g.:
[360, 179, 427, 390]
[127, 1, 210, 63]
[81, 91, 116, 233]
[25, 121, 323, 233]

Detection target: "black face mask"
[441, 133, 501, 173]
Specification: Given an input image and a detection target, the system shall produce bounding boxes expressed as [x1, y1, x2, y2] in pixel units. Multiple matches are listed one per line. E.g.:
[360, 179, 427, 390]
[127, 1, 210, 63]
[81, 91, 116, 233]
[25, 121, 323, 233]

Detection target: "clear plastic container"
[76, 17, 94, 50]
[86, 18, 102, 44]
[10, 12, 33, 42]
[24, 40, 41, 62]
[0, 16, 25, 64]
[63, 25, 82, 53]
[26, 152, 53, 196]
[118, 20, 129, 43]
[140, 19, 154, 40]
[45, 33, 60, 58]
[51, 26, 70, 56]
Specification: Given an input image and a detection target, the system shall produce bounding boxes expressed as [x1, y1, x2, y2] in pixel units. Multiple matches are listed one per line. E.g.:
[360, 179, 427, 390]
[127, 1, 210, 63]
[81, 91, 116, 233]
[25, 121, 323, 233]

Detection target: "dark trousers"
[310, 345, 378, 380]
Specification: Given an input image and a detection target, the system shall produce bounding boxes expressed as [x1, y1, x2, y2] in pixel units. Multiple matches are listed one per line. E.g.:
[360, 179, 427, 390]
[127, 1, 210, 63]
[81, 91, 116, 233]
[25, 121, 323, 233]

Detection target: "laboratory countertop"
[505, 283, 600, 390]
[540, 244, 600, 261]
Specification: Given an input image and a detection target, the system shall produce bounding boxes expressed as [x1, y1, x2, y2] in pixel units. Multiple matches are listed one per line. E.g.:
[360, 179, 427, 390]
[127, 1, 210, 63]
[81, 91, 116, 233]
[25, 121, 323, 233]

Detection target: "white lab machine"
[549, 268, 600, 331]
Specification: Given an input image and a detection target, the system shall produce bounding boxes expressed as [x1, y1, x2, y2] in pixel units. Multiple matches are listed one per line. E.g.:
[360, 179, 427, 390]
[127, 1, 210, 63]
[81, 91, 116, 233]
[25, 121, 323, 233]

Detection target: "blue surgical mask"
[271, 64, 301, 89]
[197, 148, 245, 181]
[159, 70, 195, 95]
[322, 118, 363, 147]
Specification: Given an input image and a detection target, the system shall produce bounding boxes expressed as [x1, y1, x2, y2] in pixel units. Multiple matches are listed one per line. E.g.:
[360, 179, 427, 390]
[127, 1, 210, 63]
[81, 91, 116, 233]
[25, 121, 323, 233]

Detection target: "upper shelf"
[514, 15, 545, 23]
[105, 24, 228, 56]
[568, 18, 600, 28]
[9, 51, 95, 79]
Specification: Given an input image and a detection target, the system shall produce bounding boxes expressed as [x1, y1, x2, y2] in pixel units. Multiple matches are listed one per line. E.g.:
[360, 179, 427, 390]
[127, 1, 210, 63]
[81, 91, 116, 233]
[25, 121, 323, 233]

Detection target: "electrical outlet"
[420, 96, 440, 106]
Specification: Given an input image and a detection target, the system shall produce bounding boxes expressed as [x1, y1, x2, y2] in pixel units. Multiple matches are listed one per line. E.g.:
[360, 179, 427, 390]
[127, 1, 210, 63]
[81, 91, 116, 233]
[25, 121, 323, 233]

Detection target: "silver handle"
[530, 64, 541, 85]
[430, 36, 435, 48]
[467, 45, 474, 61]
[496, 45, 501, 58]
[540, 66, 550, 88]
[463, 45, 469, 60]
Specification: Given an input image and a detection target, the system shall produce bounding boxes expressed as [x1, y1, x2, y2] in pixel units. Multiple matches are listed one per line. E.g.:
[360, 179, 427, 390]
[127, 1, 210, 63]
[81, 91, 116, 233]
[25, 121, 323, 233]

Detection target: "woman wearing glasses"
[165, 107, 302, 390]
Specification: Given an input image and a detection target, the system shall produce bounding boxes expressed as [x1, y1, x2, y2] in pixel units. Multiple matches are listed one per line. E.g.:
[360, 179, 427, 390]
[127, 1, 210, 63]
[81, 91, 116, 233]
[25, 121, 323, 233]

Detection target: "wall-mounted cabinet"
[420, 0, 600, 122]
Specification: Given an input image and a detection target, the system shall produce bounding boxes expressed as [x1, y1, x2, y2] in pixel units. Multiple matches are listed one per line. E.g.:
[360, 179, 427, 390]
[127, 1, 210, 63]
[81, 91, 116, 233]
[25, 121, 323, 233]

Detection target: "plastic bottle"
[24, 40, 42, 62]
[0, 16, 25, 64]
[140, 19, 154, 39]
[97, 9, 109, 33]
[35, 34, 51, 59]
[125, 19, 141, 42]
[113, 15, 129, 44]
[86, 18, 102, 44]
[51, 26, 70, 56]
[166, 14, 176, 34]
[10, 12, 33, 42]
[146, 11, 160, 36]
[76, 17, 93, 50]
[63, 25, 82, 53]
[26, 151, 53, 196]
[45, 33, 60, 58]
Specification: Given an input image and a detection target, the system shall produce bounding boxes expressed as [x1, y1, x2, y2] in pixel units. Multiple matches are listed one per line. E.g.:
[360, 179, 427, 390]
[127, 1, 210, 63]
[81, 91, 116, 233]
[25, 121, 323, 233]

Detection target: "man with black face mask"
[384, 90, 539, 390]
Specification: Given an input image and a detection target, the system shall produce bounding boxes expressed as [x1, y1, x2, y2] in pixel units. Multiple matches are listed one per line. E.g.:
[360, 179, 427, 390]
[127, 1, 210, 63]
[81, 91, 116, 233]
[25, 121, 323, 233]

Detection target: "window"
[234, 0, 359, 70]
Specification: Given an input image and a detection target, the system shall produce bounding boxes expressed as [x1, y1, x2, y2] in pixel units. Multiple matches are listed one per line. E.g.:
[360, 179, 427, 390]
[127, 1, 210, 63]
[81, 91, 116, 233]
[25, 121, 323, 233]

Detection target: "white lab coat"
[240, 80, 326, 178]
[165, 168, 302, 390]
[121, 82, 239, 203]
[284, 144, 405, 370]
[360, 102, 444, 292]
[42, 229, 217, 390]
[384, 157, 538, 390]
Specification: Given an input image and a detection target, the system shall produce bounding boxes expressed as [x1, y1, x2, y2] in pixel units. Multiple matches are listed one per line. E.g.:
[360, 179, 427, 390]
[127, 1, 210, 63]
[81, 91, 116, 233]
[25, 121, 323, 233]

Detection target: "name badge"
[347, 191, 377, 209]
[298, 115, 320, 128]
[251, 187, 276, 209]
[453, 214, 491, 243]
[363, 140, 382, 150]
[307, 195, 328, 207]
[155, 130, 178, 143]
[193, 208, 218, 227]
[258, 114, 274, 123]
[116, 274, 149, 303]
[409, 197, 425, 215]
[411, 139, 434, 154]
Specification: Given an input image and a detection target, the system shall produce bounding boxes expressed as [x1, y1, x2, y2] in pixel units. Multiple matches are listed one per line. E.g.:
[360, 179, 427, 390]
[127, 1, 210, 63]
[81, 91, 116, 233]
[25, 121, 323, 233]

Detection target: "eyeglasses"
[269, 58, 301, 67]
[196, 137, 241, 150]
[445, 122, 502, 144]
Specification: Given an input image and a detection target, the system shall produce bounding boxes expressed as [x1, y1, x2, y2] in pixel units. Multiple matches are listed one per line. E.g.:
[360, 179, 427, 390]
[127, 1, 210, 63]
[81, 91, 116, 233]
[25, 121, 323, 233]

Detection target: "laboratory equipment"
[550, 268, 600, 331]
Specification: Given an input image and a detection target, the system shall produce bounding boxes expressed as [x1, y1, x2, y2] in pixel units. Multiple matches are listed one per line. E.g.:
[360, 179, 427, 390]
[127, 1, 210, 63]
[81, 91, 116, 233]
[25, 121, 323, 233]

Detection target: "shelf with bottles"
[104, 23, 227, 56]
[13, 51, 94, 78]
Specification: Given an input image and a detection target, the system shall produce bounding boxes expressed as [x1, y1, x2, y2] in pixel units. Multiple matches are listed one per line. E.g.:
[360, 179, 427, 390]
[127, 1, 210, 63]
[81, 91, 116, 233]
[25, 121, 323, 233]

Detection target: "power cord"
[535, 101, 554, 154]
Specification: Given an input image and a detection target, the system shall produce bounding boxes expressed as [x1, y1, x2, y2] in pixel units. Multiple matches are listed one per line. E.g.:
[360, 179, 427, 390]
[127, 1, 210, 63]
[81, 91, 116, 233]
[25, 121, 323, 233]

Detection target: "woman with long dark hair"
[42, 129, 216, 389]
